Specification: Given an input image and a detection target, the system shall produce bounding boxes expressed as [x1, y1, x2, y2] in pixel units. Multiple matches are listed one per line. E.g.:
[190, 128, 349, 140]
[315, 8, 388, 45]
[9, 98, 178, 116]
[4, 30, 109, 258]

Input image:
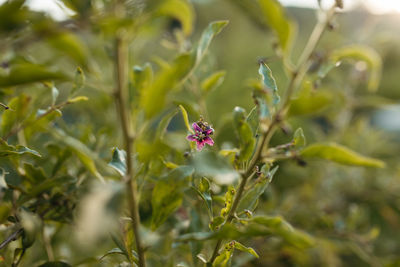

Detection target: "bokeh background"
[1, 0, 400, 266]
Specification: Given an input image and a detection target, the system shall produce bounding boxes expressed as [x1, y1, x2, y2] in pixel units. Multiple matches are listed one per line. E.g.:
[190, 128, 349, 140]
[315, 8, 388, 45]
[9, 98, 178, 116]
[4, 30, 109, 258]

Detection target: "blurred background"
[0, 0, 400, 266]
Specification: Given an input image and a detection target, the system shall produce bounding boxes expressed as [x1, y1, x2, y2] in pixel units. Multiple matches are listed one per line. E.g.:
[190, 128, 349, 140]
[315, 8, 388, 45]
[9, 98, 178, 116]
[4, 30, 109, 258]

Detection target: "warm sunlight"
[281, 0, 400, 14]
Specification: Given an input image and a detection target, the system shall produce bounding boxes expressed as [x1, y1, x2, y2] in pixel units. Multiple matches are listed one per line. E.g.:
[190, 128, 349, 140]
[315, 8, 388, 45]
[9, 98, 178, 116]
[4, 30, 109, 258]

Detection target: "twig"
[113, 36, 146, 267]
[0, 228, 23, 250]
[3, 101, 71, 140]
[207, 4, 338, 264]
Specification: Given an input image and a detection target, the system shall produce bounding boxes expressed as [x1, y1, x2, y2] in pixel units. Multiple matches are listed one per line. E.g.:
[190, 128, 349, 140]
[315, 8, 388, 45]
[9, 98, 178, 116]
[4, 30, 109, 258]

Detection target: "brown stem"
[113, 36, 146, 267]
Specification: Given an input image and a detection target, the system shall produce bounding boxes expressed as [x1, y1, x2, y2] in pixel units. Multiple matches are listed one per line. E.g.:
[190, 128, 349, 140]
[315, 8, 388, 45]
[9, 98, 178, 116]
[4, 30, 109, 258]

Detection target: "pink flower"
[187, 121, 214, 151]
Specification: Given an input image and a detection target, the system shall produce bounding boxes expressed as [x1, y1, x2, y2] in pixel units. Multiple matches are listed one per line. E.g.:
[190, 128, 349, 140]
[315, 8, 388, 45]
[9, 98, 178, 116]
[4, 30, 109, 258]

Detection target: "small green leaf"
[201, 70, 226, 94]
[155, 0, 194, 36]
[0, 140, 41, 157]
[197, 21, 229, 63]
[258, 0, 297, 56]
[220, 186, 235, 218]
[331, 45, 382, 92]
[246, 106, 259, 136]
[252, 215, 315, 248]
[233, 106, 256, 162]
[238, 165, 278, 212]
[0, 63, 66, 87]
[179, 104, 193, 134]
[51, 86, 59, 105]
[293, 128, 306, 148]
[233, 241, 259, 258]
[1, 94, 31, 137]
[108, 147, 126, 176]
[213, 241, 235, 267]
[151, 166, 194, 230]
[258, 62, 279, 105]
[141, 52, 195, 118]
[193, 177, 213, 219]
[300, 142, 385, 168]
[68, 96, 88, 103]
[71, 67, 85, 95]
[209, 216, 224, 231]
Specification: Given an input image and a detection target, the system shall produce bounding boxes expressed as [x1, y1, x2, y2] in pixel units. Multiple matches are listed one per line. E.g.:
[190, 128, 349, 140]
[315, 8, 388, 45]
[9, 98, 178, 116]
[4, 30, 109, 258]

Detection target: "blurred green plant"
[0, 0, 397, 266]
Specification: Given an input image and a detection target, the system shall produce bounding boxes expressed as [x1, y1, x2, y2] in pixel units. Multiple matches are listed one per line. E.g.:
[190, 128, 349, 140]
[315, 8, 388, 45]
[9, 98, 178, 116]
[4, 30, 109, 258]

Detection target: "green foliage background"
[0, 0, 400, 266]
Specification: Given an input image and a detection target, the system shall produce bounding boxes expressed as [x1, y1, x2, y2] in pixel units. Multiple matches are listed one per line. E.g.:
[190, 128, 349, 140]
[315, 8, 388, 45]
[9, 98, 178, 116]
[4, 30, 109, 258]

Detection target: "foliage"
[0, 0, 399, 266]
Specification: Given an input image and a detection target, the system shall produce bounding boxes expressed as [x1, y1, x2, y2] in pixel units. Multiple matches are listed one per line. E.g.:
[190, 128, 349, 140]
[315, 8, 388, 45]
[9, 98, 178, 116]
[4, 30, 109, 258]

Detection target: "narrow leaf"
[201, 70, 226, 94]
[258, 62, 279, 105]
[233, 241, 259, 258]
[301, 142, 385, 168]
[197, 21, 229, 63]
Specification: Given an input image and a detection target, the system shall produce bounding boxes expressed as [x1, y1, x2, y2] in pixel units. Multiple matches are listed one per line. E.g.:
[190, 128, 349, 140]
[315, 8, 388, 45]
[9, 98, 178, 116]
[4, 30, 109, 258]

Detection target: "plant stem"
[113, 36, 146, 267]
[208, 5, 337, 265]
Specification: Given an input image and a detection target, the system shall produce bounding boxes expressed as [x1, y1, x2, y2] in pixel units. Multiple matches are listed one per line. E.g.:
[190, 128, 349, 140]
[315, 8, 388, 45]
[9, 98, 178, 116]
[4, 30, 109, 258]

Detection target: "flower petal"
[205, 128, 214, 135]
[192, 122, 202, 132]
[187, 135, 197, 141]
[196, 140, 205, 151]
[203, 137, 214, 146]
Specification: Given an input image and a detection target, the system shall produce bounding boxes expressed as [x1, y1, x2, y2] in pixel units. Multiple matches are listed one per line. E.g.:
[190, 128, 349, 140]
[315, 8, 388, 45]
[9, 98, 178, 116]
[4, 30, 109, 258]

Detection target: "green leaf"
[293, 128, 306, 148]
[51, 86, 59, 105]
[209, 216, 224, 231]
[37, 261, 72, 267]
[238, 165, 278, 212]
[108, 147, 126, 176]
[68, 96, 88, 103]
[197, 21, 229, 63]
[331, 45, 382, 92]
[51, 129, 104, 181]
[47, 33, 88, 66]
[0, 64, 66, 87]
[179, 104, 193, 134]
[193, 177, 213, 219]
[71, 67, 85, 95]
[1, 94, 31, 137]
[0, 140, 41, 157]
[151, 166, 194, 230]
[132, 63, 153, 93]
[155, 0, 194, 36]
[233, 241, 259, 258]
[252, 215, 315, 248]
[213, 241, 234, 267]
[141, 52, 195, 118]
[300, 142, 385, 168]
[201, 70, 226, 94]
[220, 186, 236, 218]
[288, 86, 333, 117]
[233, 106, 256, 162]
[191, 151, 240, 185]
[258, 0, 297, 55]
[258, 62, 279, 105]
[246, 106, 259, 136]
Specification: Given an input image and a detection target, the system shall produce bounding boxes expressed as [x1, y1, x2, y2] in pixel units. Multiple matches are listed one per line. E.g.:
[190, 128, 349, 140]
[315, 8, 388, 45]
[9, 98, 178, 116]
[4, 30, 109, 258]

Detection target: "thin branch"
[113, 36, 146, 267]
[0, 228, 23, 250]
[208, 4, 338, 264]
